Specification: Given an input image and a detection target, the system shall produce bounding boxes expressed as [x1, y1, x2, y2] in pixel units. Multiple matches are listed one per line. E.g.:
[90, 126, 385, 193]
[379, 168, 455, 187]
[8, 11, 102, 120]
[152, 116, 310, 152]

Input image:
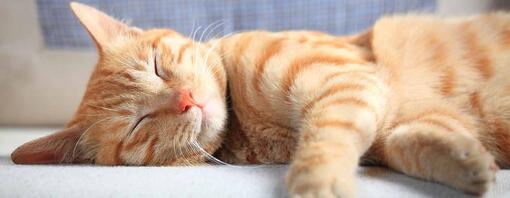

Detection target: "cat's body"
[11, 2, 510, 197]
[213, 13, 510, 196]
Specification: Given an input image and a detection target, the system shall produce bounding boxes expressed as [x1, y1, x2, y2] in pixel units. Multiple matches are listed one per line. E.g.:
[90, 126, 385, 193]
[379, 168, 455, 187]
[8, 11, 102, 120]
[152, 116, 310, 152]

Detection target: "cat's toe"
[287, 179, 352, 198]
[286, 163, 355, 198]
[451, 143, 497, 195]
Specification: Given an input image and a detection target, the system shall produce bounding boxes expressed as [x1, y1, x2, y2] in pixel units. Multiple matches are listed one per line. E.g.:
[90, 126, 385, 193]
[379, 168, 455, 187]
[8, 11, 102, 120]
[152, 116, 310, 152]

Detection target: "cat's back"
[372, 12, 510, 97]
[373, 12, 510, 54]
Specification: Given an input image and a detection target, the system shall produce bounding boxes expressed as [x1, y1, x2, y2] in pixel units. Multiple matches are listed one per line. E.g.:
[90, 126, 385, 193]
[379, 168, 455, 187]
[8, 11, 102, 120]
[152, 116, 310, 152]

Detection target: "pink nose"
[177, 91, 202, 113]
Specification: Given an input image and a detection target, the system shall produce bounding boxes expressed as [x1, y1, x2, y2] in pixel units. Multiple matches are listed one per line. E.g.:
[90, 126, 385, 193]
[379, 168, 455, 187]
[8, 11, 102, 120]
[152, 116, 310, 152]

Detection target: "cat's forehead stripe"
[161, 37, 192, 59]
[161, 37, 190, 47]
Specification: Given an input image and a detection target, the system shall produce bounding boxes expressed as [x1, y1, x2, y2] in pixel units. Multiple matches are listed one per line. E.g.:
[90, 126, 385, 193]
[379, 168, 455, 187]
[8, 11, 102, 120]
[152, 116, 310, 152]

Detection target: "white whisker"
[191, 25, 203, 71]
[206, 21, 225, 40]
[191, 141, 231, 166]
[86, 104, 121, 113]
[199, 20, 222, 43]
[176, 124, 194, 167]
[196, 21, 225, 80]
[203, 32, 235, 68]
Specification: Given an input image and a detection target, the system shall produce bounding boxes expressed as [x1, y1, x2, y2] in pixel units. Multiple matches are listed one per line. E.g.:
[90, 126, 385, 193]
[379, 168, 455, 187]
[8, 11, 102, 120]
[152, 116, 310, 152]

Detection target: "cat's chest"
[216, 110, 297, 164]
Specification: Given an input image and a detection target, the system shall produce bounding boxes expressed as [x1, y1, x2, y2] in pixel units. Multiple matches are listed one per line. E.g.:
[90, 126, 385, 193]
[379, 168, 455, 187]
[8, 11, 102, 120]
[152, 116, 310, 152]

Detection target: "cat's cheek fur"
[94, 143, 121, 165]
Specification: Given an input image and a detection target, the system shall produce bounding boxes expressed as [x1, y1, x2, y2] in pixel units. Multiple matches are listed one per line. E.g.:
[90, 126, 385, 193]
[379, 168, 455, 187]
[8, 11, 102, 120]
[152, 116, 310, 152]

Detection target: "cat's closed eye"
[152, 49, 163, 78]
[129, 114, 150, 136]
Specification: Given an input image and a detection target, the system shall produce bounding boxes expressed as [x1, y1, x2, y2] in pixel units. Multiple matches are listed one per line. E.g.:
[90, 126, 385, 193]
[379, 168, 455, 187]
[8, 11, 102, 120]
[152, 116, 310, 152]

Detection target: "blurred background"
[1, 0, 509, 155]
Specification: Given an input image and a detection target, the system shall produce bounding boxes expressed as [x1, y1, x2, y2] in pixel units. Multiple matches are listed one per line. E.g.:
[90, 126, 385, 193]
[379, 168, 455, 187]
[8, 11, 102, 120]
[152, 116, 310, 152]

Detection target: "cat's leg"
[286, 89, 385, 197]
[382, 103, 498, 195]
[287, 123, 370, 198]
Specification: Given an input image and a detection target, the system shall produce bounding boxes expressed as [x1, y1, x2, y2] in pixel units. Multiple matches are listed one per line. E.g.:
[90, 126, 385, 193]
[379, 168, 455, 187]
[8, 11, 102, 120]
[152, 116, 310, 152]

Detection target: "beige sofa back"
[0, 1, 95, 125]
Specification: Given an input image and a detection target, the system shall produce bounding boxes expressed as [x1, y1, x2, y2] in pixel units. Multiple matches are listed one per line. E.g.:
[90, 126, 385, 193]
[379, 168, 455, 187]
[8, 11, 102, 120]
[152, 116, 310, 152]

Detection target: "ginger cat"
[12, 2, 510, 197]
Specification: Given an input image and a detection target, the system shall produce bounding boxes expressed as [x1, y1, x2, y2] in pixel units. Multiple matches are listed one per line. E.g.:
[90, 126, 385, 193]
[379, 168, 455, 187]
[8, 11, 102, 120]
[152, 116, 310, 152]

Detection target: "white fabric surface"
[1, 127, 509, 197]
[1, 157, 509, 198]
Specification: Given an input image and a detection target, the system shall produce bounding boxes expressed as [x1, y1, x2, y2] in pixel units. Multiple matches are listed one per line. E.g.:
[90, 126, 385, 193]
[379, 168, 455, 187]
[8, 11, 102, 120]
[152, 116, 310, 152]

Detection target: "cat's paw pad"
[447, 140, 498, 195]
[286, 163, 355, 198]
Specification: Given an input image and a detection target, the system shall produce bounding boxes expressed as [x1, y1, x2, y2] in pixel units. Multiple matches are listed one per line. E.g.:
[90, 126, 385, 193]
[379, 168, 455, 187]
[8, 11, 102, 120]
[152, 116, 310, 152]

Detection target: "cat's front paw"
[286, 162, 356, 198]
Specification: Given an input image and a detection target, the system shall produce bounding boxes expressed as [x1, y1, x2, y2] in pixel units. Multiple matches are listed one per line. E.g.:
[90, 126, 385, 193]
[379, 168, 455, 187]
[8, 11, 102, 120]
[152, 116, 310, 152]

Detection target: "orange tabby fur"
[11, 2, 510, 197]
[215, 14, 510, 196]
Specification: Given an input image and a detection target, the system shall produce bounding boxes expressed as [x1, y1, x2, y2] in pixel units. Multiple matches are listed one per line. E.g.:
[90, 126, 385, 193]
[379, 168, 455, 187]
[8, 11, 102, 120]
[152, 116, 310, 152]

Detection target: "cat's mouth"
[188, 99, 227, 141]
[182, 107, 208, 145]
[128, 114, 151, 136]
[182, 106, 204, 129]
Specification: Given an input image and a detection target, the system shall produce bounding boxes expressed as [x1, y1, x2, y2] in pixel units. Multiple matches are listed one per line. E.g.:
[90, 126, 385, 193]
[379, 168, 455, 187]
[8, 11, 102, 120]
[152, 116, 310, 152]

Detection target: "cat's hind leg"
[473, 79, 510, 168]
[382, 102, 498, 195]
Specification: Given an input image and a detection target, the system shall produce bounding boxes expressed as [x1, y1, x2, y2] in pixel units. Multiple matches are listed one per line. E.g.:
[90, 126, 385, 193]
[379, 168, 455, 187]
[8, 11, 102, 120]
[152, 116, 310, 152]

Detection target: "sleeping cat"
[11, 2, 510, 197]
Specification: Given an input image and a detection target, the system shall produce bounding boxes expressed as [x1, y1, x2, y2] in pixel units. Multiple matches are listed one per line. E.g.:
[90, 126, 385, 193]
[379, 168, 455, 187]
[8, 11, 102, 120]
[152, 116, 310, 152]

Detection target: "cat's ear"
[70, 2, 142, 50]
[11, 126, 84, 164]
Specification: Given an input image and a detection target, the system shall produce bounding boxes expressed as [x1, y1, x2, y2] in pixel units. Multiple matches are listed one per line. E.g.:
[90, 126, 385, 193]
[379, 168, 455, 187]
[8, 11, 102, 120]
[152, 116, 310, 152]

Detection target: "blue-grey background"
[37, 0, 436, 48]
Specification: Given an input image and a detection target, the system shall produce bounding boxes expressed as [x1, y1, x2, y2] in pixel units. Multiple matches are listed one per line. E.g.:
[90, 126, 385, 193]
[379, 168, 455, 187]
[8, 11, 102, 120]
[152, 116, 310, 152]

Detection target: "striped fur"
[10, 3, 510, 197]
[215, 14, 510, 197]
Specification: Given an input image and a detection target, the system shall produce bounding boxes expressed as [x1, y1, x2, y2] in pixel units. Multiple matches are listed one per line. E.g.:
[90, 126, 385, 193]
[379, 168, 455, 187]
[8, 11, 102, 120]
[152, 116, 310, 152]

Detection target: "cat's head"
[11, 2, 227, 165]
